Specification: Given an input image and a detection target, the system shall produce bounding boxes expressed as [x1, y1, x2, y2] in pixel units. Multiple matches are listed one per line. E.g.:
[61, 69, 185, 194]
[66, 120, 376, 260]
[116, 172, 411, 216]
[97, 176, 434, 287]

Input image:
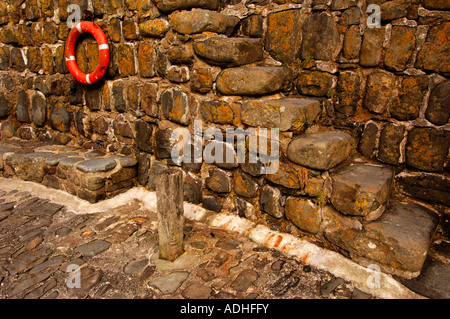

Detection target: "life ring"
[65, 21, 109, 85]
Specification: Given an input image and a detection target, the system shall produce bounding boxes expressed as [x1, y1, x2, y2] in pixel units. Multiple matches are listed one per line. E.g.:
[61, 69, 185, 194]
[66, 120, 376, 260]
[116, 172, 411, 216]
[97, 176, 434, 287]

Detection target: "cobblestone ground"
[0, 185, 378, 300]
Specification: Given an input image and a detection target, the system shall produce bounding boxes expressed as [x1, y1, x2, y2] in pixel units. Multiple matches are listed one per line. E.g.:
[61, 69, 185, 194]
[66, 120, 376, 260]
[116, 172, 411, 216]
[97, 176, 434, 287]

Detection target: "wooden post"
[155, 169, 185, 261]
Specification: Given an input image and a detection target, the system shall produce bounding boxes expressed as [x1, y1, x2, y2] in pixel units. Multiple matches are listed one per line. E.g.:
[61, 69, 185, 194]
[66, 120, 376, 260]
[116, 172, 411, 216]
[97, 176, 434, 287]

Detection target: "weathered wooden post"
[155, 169, 185, 261]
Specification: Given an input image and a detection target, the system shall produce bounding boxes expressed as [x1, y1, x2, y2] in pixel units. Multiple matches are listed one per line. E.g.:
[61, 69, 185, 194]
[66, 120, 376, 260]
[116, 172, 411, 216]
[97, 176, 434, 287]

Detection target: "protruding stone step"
[75, 158, 117, 173]
[330, 164, 394, 217]
[216, 67, 292, 96]
[193, 37, 263, 67]
[169, 9, 239, 36]
[241, 98, 321, 132]
[286, 131, 354, 170]
[325, 201, 439, 277]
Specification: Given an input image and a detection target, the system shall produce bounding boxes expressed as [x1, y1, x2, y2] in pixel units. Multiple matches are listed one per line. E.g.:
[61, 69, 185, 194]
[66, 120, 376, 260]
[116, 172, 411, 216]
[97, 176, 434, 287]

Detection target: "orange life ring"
[65, 21, 109, 85]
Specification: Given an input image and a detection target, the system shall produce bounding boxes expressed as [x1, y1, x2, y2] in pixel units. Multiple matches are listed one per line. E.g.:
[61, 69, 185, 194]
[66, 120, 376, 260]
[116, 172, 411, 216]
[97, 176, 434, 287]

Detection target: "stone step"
[241, 98, 321, 132]
[330, 163, 394, 218]
[0, 141, 137, 203]
[286, 131, 355, 170]
[325, 200, 440, 278]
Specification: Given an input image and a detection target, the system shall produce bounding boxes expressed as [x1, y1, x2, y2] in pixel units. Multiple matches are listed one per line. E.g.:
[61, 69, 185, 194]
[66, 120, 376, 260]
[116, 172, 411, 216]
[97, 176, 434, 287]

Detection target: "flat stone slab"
[325, 201, 439, 275]
[287, 131, 355, 170]
[58, 157, 84, 169]
[147, 271, 190, 295]
[75, 240, 112, 257]
[330, 164, 394, 217]
[75, 158, 117, 173]
[241, 98, 321, 132]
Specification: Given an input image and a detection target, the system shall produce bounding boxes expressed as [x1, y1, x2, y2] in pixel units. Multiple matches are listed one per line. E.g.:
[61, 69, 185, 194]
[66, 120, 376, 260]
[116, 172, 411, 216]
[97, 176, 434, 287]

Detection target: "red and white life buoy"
[65, 21, 109, 85]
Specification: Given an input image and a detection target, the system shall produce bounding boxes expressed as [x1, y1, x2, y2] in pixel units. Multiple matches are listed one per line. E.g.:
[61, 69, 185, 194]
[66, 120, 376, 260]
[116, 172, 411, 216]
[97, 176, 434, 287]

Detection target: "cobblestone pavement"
[0, 185, 381, 300]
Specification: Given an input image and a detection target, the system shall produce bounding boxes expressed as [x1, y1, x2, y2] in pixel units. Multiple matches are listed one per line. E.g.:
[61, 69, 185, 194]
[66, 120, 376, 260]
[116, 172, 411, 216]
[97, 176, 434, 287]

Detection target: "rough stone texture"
[343, 25, 361, 60]
[161, 87, 190, 125]
[335, 71, 361, 116]
[265, 9, 302, 63]
[396, 172, 450, 207]
[330, 164, 394, 217]
[5, 152, 52, 183]
[421, 0, 450, 10]
[76, 158, 117, 173]
[169, 9, 239, 36]
[216, 67, 292, 96]
[379, 0, 408, 22]
[201, 100, 235, 124]
[266, 161, 304, 189]
[241, 98, 320, 132]
[405, 128, 450, 172]
[193, 37, 263, 67]
[285, 197, 321, 234]
[233, 172, 259, 198]
[0, 94, 10, 119]
[155, 0, 219, 12]
[301, 13, 340, 61]
[260, 185, 284, 219]
[390, 76, 428, 121]
[16, 91, 31, 123]
[377, 123, 405, 165]
[75, 240, 111, 257]
[425, 81, 450, 126]
[139, 19, 169, 38]
[31, 92, 47, 127]
[287, 132, 354, 170]
[360, 27, 385, 67]
[326, 201, 439, 274]
[384, 26, 416, 72]
[50, 102, 70, 133]
[206, 168, 231, 194]
[364, 71, 396, 114]
[297, 71, 337, 97]
[416, 22, 450, 76]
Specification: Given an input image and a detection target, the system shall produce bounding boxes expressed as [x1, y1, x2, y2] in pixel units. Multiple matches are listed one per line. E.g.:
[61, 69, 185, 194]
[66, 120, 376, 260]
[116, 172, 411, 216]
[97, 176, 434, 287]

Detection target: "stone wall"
[0, 0, 449, 277]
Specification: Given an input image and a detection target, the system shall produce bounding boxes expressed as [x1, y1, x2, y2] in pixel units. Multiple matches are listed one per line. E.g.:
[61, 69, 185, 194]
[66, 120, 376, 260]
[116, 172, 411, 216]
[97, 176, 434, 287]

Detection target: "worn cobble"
[0, 185, 370, 300]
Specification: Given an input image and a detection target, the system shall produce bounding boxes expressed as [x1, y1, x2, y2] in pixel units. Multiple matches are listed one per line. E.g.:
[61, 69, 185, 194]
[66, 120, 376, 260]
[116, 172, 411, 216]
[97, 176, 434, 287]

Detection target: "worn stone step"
[286, 131, 355, 170]
[241, 98, 321, 132]
[325, 201, 440, 277]
[330, 163, 394, 218]
[0, 141, 137, 204]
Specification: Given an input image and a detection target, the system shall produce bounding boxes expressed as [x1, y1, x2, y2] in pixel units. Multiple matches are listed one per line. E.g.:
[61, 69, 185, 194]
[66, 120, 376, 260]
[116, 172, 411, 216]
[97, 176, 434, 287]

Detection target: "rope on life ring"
[65, 21, 109, 85]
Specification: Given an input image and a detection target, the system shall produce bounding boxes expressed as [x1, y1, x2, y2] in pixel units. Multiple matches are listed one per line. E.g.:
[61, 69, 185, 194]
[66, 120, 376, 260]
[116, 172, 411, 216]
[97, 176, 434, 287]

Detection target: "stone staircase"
[0, 141, 137, 203]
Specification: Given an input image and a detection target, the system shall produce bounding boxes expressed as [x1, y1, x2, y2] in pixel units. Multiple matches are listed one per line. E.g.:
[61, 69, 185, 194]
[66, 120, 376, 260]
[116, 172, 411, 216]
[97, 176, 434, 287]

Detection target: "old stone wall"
[0, 0, 449, 277]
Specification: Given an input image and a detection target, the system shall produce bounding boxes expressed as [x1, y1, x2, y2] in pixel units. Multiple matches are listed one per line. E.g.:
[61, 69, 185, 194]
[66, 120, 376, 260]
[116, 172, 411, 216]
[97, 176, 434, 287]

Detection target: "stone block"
[421, 0, 450, 10]
[117, 44, 136, 77]
[285, 197, 321, 234]
[266, 161, 304, 189]
[325, 201, 439, 275]
[241, 15, 263, 38]
[167, 66, 190, 83]
[194, 37, 263, 67]
[155, 0, 219, 12]
[416, 21, 450, 76]
[363, 71, 396, 114]
[359, 122, 378, 157]
[377, 123, 405, 165]
[0, 94, 10, 119]
[135, 120, 153, 153]
[169, 9, 239, 36]
[233, 172, 259, 198]
[425, 81, 450, 126]
[216, 67, 292, 96]
[343, 25, 361, 60]
[161, 87, 190, 125]
[201, 100, 235, 124]
[190, 68, 213, 94]
[260, 185, 284, 219]
[241, 98, 320, 132]
[297, 71, 337, 97]
[335, 71, 361, 116]
[300, 13, 340, 61]
[50, 101, 71, 133]
[138, 42, 155, 78]
[384, 26, 416, 72]
[5, 152, 53, 183]
[206, 169, 231, 194]
[406, 127, 450, 172]
[287, 131, 354, 170]
[16, 90, 31, 123]
[265, 9, 302, 63]
[360, 27, 385, 67]
[139, 19, 169, 38]
[31, 91, 47, 127]
[330, 164, 394, 217]
[390, 76, 428, 121]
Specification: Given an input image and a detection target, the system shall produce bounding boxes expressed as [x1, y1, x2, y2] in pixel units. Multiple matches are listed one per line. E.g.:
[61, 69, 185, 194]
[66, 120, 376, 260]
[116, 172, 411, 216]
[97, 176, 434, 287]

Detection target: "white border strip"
[0, 178, 424, 299]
